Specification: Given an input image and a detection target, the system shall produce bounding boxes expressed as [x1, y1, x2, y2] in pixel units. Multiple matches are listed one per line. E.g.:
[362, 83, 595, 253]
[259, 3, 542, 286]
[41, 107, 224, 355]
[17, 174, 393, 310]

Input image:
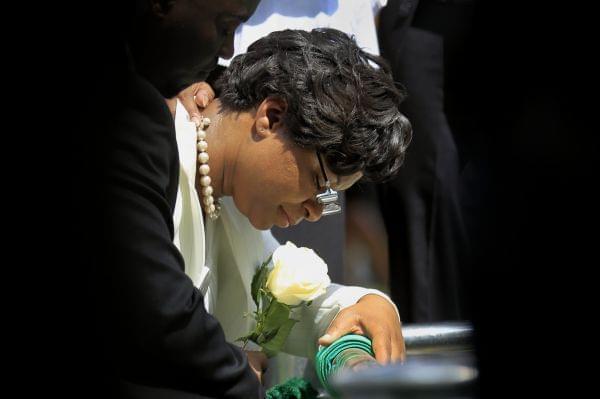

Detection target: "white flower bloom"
[266, 241, 331, 306]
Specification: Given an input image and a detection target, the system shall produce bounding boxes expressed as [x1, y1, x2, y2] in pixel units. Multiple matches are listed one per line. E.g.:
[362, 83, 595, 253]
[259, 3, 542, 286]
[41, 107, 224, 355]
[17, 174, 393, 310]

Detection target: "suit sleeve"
[92, 75, 264, 398]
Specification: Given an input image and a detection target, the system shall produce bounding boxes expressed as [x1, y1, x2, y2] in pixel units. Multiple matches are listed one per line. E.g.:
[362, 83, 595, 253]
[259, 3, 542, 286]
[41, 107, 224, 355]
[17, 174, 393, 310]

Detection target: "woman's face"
[230, 105, 362, 230]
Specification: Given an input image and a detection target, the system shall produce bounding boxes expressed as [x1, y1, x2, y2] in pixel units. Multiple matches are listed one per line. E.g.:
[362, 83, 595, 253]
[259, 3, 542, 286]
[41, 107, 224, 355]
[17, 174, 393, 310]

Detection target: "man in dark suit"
[68, 1, 265, 397]
[376, 2, 596, 397]
[376, 0, 476, 323]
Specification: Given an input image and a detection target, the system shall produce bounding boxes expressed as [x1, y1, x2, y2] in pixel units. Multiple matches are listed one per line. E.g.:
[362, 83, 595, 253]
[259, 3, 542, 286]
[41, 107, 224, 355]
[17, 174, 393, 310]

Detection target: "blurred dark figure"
[376, 1, 596, 397]
[462, 2, 597, 397]
[61, 1, 265, 398]
[375, 0, 478, 323]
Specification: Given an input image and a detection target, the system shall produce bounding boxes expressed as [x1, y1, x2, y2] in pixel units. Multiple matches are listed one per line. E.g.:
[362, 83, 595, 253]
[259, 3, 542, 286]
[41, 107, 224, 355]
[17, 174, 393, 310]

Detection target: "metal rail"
[403, 321, 474, 354]
[330, 322, 477, 398]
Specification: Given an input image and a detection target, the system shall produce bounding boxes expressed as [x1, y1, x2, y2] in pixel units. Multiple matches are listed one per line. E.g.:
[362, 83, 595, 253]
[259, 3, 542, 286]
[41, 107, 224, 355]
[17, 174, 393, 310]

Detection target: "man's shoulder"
[95, 70, 177, 166]
[124, 72, 173, 123]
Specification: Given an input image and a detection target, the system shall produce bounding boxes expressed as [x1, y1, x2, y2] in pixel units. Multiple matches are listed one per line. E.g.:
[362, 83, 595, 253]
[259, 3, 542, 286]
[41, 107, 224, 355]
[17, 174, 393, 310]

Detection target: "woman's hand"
[318, 294, 406, 364]
[245, 350, 268, 384]
[177, 81, 215, 126]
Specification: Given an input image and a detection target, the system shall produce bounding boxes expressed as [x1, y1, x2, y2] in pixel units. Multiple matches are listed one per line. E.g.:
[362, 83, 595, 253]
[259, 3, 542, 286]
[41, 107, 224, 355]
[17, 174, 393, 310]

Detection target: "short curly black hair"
[215, 28, 411, 183]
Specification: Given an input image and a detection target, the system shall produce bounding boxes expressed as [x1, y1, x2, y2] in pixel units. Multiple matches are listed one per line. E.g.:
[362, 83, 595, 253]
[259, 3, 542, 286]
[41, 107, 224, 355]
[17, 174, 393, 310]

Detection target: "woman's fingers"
[318, 296, 407, 367]
[193, 82, 215, 107]
[390, 334, 406, 363]
[178, 88, 202, 126]
[177, 82, 216, 126]
[318, 311, 363, 346]
[370, 330, 392, 365]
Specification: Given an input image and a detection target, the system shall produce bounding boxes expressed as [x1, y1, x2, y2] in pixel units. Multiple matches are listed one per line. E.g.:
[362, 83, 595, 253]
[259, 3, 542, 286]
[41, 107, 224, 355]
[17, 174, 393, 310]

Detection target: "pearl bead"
[202, 186, 213, 196]
[197, 140, 208, 152]
[200, 176, 211, 187]
[198, 164, 210, 175]
[198, 152, 209, 163]
[194, 117, 219, 220]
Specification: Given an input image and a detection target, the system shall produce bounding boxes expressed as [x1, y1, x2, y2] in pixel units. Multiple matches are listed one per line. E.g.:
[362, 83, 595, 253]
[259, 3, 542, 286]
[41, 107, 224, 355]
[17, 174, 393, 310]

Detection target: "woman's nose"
[302, 199, 324, 223]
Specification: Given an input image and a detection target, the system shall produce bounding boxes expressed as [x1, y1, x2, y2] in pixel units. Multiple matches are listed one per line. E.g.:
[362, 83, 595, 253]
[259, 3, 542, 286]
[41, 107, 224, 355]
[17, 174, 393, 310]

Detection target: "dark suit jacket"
[376, 0, 472, 322]
[71, 38, 264, 398]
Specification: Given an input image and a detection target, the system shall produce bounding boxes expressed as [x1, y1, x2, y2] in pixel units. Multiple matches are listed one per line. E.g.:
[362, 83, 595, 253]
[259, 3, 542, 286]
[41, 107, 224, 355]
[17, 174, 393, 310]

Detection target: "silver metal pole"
[329, 322, 477, 398]
[403, 321, 474, 355]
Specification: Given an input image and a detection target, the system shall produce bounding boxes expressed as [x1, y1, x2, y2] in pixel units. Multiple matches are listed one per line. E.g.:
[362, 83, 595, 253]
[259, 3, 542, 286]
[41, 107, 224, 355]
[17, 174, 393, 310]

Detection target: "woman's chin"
[244, 206, 291, 230]
[247, 214, 274, 231]
[233, 197, 270, 230]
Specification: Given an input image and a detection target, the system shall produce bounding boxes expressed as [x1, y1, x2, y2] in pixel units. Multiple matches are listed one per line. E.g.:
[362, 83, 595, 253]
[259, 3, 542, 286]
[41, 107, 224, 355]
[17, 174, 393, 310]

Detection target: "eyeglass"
[315, 152, 342, 216]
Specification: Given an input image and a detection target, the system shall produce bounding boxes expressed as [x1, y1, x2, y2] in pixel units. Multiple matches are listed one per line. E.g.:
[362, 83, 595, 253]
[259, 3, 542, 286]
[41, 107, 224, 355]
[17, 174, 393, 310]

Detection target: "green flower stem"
[242, 252, 316, 357]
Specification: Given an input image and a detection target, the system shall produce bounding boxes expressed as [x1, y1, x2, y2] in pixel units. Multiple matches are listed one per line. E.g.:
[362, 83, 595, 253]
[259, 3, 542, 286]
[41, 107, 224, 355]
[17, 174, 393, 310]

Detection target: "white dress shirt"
[219, 0, 388, 67]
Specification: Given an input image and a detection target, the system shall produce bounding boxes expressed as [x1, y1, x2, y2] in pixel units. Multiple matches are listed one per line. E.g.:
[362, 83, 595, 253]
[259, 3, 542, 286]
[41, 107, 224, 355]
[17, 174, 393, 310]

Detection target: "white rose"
[266, 241, 331, 306]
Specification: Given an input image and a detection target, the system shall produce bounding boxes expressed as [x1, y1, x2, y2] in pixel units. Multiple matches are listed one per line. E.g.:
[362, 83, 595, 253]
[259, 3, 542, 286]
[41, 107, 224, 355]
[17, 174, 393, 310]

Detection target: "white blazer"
[172, 101, 397, 360]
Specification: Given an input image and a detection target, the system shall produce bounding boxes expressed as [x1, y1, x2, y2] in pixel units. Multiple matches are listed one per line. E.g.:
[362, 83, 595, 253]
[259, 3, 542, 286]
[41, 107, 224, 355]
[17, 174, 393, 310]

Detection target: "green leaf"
[257, 328, 278, 344]
[261, 319, 298, 357]
[259, 289, 272, 314]
[250, 255, 272, 308]
[236, 330, 259, 343]
[263, 300, 290, 333]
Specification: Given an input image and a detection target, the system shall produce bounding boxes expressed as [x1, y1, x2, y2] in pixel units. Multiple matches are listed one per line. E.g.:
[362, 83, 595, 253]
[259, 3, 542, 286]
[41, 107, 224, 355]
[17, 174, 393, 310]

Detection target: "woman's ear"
[255, 97, 288, 138]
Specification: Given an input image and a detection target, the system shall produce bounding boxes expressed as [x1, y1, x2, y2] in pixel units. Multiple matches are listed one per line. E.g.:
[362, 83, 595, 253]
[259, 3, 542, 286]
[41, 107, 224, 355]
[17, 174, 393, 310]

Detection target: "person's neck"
[201, 99, 251, 199]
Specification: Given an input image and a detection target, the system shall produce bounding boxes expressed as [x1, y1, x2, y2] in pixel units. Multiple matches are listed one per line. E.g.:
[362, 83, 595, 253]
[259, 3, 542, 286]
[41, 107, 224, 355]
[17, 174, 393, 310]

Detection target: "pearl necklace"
[196, 117, 221, 220]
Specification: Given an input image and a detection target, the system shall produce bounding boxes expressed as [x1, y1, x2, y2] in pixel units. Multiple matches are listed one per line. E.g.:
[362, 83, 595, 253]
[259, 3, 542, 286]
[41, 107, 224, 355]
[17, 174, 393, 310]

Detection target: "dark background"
[459, 2, 597, 397]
